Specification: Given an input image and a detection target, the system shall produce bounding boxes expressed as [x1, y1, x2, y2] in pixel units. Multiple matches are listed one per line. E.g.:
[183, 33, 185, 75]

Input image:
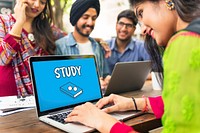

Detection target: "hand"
[95, 38, 112, 58]
[99, 75, 111, 90]
[14, 0, 28, 25]
[10, 0, 28, 37]
[65, 102, 118, 133]
[96, 94, 134, 113]
[100, 41, 111, 58]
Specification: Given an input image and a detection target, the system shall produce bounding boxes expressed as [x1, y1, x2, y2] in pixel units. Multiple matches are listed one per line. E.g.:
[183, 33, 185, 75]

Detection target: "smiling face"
[25, 0, 47, 19]
[134, 1, 177, 46]
[116, 17, 136, 41]
[75, 8, 97, 37]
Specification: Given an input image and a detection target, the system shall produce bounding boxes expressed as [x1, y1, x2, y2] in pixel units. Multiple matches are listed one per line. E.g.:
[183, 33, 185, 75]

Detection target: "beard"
[75, 24, 94, 37]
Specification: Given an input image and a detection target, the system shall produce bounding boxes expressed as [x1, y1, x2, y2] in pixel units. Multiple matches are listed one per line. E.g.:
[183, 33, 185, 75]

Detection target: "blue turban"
[70, 0, 100, 26]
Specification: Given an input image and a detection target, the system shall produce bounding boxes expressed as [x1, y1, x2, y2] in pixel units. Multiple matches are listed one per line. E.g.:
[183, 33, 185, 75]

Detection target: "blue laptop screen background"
[32, 57, 102, 112]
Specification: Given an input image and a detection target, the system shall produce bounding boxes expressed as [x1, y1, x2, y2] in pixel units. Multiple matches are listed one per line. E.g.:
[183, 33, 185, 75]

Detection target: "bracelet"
[132, 97, 138, 111]
[142, 95, 149, 112]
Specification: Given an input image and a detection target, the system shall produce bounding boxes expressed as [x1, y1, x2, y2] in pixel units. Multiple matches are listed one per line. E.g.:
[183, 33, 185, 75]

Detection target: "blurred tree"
[51, 0, 73, 30]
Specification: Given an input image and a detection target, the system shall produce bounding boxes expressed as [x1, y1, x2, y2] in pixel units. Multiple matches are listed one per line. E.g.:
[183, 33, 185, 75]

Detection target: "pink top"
[0, 65, 17, 96]
[110, 122, 136, 133]
[110, 96, 164, 133]
[148, 96, 164, 119]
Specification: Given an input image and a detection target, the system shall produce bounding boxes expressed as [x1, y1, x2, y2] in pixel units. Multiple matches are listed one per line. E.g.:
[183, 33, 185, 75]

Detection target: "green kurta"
[162, 19, 200, 133]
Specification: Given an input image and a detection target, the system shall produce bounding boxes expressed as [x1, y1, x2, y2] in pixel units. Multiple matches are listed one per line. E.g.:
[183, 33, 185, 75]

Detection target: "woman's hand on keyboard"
[65, 102, 118, 133]
[96, 94, 134, 113]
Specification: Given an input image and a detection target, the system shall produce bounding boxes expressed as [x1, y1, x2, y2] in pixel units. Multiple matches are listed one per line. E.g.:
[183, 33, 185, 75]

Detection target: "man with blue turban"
[56, 0, 110, 90]
[70, 0, 100, 26]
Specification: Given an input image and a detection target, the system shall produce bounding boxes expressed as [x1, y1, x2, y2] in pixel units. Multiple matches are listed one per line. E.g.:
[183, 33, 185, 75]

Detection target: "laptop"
[104, 61, 152, 96]
[29, 55, 143, 133]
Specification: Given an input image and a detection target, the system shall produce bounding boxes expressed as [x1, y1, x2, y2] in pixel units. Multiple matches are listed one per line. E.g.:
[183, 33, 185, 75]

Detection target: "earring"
[165, 0, 175, 10]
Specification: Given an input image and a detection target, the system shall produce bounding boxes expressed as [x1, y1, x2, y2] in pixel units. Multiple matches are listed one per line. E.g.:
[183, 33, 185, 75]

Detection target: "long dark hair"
[32, 0, 56, 55]
[145, 35, 164, 87]
[129, 0, 200, 87]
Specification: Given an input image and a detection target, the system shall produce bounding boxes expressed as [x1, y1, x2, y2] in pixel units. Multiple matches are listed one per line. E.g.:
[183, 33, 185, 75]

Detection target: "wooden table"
[0, 80, 162, 133]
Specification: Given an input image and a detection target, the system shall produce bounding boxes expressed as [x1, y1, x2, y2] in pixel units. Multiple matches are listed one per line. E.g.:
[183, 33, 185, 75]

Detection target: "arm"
[66, 94, 163, 132]
[130, 96, 164, 118]
[95, 37, 111, 58]
[96, 94, 154, 113]
[100, 75, 111, 90]
[65, 95, 141, 133]
[100, 59, 111, 89]
[97, 94, 163, 118]
[51, 24, 67, 40]
[65, 102, 119, 133]
[66, 102, 137, 133]
[0, 19, 20, 66]
[98, 95, 164, 132]
[0, 1, 27, 65]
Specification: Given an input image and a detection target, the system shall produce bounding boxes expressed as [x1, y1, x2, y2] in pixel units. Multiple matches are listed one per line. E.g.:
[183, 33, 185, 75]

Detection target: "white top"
[77, 41, 94, 55]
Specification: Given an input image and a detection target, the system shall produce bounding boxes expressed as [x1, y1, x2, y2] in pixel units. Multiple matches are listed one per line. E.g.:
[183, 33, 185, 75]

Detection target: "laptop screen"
[30, 55, 102, 113]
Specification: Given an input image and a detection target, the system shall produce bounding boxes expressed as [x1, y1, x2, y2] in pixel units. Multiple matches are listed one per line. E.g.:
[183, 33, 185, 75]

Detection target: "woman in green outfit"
[65, 0, 200, 132]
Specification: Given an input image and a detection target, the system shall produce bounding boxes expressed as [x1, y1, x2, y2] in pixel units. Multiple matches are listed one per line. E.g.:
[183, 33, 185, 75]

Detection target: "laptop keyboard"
[48, 111, 71, 124]
[47, 104, 113, 124]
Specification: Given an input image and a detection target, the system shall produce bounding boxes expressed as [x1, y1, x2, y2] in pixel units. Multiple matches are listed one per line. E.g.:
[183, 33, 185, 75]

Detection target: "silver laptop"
[104, 61, 152, 96]
[29, 55, 143, 133]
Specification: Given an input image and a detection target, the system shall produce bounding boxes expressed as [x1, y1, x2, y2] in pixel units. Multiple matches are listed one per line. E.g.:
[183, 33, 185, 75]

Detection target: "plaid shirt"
[0, 14, 47, 96]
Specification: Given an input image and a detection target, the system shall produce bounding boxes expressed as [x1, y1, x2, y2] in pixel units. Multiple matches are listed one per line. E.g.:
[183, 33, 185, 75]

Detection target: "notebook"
[29, 55, 143, 133]
[104, 61, 152, 96]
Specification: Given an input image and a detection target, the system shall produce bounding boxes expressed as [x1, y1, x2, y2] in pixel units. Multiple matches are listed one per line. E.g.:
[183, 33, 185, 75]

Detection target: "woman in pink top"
[0, 0, 55, 96]
[65, 0, 200, 132]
